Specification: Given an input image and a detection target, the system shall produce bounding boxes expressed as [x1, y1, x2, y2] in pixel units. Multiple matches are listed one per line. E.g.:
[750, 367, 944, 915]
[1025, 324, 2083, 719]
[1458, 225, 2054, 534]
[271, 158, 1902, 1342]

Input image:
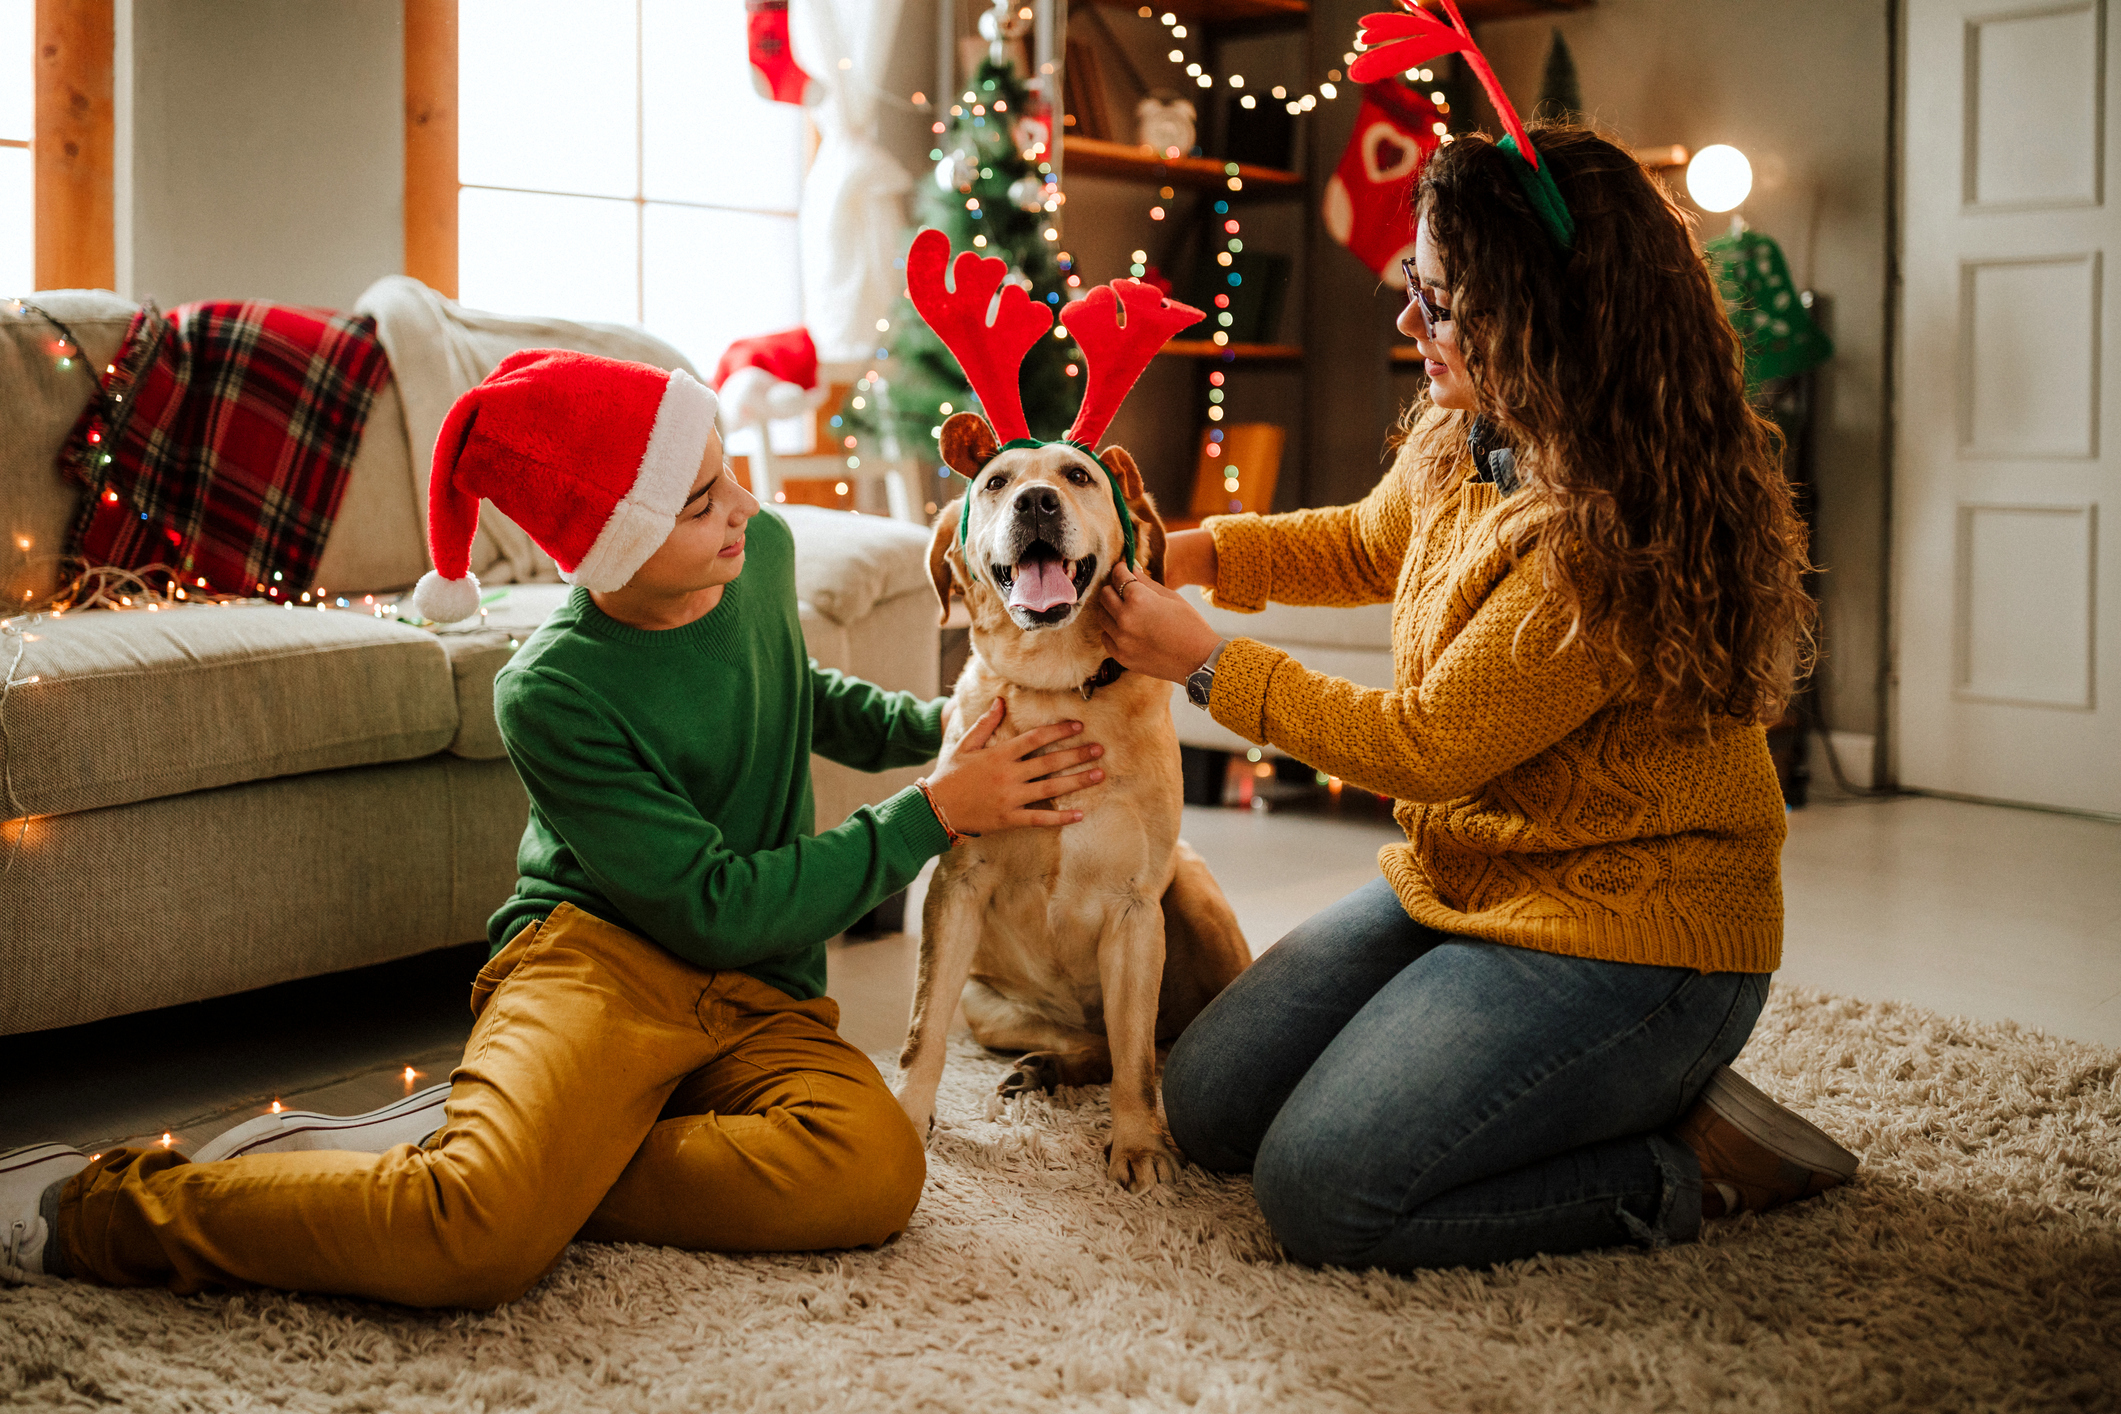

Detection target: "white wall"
[1479, 0, 1892, 743]
[117, 0, 403, 310]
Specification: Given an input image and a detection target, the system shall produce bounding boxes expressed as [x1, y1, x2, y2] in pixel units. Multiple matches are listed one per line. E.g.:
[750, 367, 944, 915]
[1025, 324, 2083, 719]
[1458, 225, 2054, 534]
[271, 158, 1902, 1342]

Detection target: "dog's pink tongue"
[1009, 557, 1077, 612]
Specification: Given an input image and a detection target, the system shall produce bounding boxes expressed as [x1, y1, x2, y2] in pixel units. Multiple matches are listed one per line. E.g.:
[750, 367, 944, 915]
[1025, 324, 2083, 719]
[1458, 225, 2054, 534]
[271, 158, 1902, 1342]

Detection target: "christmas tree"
[842, 51, 1082, 467]
[1536, 29, 1581, 122]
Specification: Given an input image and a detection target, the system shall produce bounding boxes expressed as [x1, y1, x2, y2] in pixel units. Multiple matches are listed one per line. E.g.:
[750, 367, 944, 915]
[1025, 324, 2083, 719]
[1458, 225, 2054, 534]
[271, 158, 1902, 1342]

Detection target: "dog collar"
[958, 437, 1138, 571]
[1079, 656, 1126, 701]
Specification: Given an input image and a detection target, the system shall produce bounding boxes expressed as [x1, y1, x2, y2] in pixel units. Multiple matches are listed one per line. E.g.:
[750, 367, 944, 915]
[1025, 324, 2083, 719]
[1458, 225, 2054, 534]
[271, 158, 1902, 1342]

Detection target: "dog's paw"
[997, 1051, 1065, 1097]
[1103, 1136, 1183, 1193]
[893, 1085, 937, 1142]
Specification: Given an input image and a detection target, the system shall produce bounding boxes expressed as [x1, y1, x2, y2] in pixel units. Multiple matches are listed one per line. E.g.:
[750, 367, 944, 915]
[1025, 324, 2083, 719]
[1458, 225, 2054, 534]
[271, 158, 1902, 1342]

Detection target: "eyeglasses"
[1400, 258, 1452, 340]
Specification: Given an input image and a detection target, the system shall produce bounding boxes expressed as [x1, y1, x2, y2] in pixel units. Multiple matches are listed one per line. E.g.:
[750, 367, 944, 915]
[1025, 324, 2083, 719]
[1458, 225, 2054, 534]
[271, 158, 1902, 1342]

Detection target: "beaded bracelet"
[915, 776, 976, 848]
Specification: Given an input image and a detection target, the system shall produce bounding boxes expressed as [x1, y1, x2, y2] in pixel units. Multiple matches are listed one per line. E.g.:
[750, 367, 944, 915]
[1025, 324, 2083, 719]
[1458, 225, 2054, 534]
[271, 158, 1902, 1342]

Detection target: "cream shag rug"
[5, 987, 2119, 1413]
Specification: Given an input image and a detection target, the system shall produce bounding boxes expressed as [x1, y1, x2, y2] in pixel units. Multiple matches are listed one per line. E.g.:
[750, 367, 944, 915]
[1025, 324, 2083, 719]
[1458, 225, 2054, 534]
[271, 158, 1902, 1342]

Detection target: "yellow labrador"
[894, 412, 1251, 1192]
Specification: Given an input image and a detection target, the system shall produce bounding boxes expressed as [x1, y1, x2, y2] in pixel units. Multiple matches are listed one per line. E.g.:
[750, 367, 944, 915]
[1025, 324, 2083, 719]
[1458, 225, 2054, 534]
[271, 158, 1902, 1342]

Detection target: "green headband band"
[1497, 135, 1576, 253]
[956, 437, 1138, 571]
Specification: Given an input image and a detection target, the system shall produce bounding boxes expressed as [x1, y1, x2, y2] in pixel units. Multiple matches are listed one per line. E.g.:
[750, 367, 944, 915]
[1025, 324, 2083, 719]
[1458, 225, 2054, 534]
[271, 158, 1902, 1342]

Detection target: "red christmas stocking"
[1322, 82, 1443, 287]
[746, 0, 816, 106]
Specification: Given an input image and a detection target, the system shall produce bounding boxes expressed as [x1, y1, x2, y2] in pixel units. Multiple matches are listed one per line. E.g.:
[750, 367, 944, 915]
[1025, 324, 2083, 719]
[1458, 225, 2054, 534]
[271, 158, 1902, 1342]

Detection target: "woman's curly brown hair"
[1407, 121, 1814, 734]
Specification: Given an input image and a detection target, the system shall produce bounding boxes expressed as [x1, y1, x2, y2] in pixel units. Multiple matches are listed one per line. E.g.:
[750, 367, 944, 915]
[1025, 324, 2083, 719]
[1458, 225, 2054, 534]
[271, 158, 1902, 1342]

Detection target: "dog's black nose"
[1018, 486, 1061, 518]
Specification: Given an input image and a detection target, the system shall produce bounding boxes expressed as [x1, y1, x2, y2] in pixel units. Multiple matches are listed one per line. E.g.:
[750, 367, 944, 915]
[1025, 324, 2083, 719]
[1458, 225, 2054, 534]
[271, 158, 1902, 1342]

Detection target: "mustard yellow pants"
[53, 903, 926, 1308]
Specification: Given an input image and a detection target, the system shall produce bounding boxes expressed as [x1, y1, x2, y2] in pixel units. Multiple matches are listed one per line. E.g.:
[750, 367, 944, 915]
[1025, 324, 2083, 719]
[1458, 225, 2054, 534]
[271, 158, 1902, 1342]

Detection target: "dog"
[892, 411, 1251, 1192]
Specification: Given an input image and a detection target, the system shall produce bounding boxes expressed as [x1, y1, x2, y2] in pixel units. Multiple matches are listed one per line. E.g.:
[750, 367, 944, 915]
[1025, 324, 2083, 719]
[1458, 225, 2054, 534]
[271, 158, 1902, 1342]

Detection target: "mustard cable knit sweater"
[1201, 440, 1786, 975]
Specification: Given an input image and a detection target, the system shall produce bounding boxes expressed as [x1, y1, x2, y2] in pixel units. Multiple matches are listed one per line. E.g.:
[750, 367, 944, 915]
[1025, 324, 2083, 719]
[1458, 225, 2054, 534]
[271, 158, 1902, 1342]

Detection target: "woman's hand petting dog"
[1098, 564, 1224, 685]
[926, 699, 1103, 835]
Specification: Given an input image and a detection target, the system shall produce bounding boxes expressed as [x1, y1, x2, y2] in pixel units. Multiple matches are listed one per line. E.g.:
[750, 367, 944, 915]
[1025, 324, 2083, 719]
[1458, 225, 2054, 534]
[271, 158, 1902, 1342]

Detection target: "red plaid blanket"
[59, 301, 392, 598]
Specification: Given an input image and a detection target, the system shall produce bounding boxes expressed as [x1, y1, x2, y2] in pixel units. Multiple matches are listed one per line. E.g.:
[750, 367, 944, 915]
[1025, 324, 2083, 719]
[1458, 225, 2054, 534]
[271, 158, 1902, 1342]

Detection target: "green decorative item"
[1704, 228, 1834, 385]
[1537, 29, 1581, 121]
[842, 55, 1081, 459]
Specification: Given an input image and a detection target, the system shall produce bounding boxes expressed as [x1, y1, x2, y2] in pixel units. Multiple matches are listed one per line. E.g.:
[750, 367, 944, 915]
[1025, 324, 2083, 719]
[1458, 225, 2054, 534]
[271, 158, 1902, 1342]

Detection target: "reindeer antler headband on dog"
[904, 227, 1203, 569]
[1347, 0, 1574, 252]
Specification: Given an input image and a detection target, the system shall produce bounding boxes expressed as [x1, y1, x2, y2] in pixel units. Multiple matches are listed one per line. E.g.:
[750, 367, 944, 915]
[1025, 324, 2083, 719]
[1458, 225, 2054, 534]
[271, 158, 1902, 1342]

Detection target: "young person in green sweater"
[1, 350, 1101, 1307]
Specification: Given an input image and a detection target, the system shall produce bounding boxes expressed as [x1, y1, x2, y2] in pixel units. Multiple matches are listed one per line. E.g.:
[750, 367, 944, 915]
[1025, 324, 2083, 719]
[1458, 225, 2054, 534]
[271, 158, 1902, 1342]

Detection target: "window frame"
[27, 0, 114, 293]
[406, 0, 804, 318]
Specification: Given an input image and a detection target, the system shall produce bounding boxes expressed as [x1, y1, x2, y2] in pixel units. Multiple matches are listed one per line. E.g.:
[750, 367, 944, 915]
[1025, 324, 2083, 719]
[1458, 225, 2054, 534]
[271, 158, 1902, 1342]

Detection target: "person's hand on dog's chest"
[924, 699, 1104, 837]
[1099, 565, 1224, 685]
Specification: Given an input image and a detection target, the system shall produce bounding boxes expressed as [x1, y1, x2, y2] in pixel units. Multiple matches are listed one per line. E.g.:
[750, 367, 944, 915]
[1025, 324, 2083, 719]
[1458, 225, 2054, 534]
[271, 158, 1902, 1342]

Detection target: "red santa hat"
[411, 348, 719, 624]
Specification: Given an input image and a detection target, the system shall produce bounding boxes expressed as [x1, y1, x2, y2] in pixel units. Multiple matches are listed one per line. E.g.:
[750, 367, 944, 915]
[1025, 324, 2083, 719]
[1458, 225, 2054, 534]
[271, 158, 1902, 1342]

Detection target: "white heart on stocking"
[1362, 120, 1424, 185]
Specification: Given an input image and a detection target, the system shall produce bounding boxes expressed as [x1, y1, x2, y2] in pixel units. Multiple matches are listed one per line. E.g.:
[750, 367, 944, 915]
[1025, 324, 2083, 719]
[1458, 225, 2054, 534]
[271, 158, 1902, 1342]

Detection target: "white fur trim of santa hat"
[559, 368, 719, 593]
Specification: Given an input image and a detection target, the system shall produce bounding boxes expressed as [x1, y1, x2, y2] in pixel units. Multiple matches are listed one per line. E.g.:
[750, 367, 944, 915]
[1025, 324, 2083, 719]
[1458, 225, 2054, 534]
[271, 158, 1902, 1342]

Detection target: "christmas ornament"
[1704, 228, 1833, 385]
[744, 0, 816, 107]
[977, 0, 1031, 59]
[935, 149, 979, 194]
[1349, 0, 1575, 250]
[1008, 175, 1047, 212]
[1322, 82, 1442, 288]
[1135, 93, 1197, 156]
[1012, 113, 1051, 160]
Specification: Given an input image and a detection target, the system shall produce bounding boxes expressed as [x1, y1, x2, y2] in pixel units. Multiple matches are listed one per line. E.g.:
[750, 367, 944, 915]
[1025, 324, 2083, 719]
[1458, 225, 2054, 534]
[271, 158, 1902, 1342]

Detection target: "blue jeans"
[1162, 879, 1768, 1273]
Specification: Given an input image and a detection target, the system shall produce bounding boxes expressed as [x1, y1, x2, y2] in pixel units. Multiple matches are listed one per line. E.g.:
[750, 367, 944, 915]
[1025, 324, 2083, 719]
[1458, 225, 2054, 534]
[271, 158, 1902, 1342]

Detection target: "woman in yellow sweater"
[1100, 123, 1858, 1272]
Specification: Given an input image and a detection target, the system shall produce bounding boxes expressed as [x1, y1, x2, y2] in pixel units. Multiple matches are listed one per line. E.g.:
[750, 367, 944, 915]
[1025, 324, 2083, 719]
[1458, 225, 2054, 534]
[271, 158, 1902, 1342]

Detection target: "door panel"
[1900, 0, 2120, 813]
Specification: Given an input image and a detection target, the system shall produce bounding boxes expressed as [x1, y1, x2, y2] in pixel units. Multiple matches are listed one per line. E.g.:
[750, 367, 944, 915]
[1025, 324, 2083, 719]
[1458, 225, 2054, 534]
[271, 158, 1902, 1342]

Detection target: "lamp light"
[1685, 144, 1753, 214]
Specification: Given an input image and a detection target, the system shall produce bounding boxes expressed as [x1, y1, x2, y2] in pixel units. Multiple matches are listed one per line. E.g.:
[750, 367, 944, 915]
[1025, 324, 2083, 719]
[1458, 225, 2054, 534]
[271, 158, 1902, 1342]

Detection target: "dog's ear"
[1100, 445, 1167, 586]
[926, 498, 963, 625]
[939, 412, 1001, 480]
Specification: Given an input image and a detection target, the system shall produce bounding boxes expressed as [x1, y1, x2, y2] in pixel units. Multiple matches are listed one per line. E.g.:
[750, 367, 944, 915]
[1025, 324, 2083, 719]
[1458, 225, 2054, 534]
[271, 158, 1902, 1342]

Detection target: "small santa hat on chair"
[411, 349, 719, 624]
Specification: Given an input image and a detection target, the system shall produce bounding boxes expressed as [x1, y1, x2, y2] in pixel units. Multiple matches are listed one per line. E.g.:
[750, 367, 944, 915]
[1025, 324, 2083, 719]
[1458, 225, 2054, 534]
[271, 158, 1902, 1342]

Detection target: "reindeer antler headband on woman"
[904, 227, 1203, 569]
[1347, 0, 1574, 252]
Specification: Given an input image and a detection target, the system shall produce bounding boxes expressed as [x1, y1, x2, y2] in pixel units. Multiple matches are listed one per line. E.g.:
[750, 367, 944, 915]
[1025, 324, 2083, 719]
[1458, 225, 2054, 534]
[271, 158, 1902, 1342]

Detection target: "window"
[2, 0, 32, 295]
[456, 0, 804, 385]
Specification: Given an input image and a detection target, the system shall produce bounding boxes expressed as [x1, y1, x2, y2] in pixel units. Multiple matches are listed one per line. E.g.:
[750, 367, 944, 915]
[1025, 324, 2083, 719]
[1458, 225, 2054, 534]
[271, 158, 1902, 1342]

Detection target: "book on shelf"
[1064, 38, 1114, 142]
[1186, 246, 1292, 346]
[1190, 422, 1285, 521]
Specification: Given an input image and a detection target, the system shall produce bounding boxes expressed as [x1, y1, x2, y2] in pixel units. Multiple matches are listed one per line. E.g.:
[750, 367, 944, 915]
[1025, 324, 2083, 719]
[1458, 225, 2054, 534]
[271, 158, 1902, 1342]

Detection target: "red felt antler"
[1060, 280, 1204, 448]
[903, 227, 1054, 442]
[1348, 1, 1536, 168]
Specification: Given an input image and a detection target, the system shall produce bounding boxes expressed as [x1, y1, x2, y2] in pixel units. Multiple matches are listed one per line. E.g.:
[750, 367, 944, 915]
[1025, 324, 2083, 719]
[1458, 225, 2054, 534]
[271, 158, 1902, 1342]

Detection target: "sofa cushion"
[0, 754, 526, 1035]
[777, 505, 935, 625]
[0, 603, 458, 819]
[437, 629, 517, 761]
[2, 291, 142, 611]
[1180, 586, 1397, 651]
[311, 379, 430, 596]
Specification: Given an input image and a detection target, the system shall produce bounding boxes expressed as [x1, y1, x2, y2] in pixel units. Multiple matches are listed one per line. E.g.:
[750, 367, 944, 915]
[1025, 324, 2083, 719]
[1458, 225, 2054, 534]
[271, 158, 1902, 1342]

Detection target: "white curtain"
[789, 0, 911, 364]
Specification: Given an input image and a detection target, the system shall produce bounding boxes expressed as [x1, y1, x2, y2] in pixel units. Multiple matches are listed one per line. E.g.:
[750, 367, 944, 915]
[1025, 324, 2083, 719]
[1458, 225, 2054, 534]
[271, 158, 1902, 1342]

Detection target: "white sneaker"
[192, 1082, 453, 1164]
[1, 1142, 90, 1282]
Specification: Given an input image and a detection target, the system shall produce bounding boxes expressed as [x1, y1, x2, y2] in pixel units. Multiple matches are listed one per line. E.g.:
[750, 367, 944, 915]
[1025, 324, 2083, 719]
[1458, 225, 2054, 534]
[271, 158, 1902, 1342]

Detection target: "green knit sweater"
[486, 510, 949, 1000]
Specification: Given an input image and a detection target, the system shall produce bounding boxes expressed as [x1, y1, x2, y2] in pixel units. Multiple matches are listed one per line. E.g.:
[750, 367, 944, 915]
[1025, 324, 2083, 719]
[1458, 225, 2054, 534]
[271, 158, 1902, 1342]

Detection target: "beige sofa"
[1, 291, 939, 1036]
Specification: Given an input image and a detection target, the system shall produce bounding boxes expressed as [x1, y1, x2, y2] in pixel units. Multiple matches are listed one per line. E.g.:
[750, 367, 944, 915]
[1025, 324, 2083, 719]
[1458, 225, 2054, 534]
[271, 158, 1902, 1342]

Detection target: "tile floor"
[3, 789, 2115, 1157]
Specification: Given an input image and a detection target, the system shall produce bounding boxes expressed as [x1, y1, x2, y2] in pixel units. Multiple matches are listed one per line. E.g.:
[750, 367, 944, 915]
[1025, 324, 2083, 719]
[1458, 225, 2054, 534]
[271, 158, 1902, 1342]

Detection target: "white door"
[1898, 0, 2121, 814]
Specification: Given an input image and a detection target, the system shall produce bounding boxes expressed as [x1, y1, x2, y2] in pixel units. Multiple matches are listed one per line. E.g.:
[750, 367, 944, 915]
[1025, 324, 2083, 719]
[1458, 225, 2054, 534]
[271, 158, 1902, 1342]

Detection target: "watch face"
[1186, 670, 1212, 706]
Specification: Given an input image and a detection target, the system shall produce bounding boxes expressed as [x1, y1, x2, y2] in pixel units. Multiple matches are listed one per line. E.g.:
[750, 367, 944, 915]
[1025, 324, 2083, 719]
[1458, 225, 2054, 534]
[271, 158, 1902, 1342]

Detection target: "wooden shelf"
[1061, 136, 1302, 189]
[1163, 340, 1303, 360]
[1444, 0, 1593, 17]
[1085, 0, 1306, 20]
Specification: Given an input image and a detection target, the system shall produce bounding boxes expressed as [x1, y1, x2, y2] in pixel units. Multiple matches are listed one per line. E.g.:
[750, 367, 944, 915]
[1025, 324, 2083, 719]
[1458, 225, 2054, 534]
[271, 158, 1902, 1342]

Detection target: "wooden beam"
[32, 0, 114, 292]
[403, 0, 458, 298]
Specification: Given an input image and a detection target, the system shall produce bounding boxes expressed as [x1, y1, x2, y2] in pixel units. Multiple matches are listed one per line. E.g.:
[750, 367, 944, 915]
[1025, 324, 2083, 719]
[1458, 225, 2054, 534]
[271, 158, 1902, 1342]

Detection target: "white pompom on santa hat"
[411, 349, 719, 623]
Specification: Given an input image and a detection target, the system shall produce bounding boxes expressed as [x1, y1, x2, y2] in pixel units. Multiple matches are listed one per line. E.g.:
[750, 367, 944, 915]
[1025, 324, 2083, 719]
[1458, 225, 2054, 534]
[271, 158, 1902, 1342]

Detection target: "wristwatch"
[1184, 640, 1229, 709]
